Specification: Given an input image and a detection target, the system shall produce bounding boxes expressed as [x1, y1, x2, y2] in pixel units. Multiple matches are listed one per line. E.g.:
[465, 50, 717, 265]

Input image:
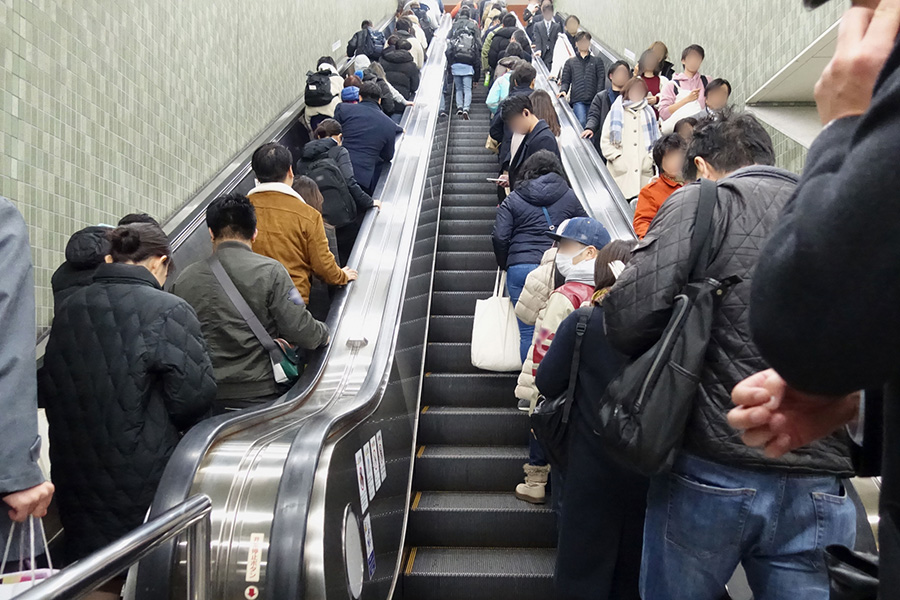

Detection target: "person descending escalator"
[599, 77, 658, 202]
[296, 119, 381, 266]
[581, 60, 631, 156]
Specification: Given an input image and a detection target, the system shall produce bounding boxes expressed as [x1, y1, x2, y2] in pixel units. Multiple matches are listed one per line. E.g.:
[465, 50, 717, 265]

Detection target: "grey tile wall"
[0, 0, 398, 333]
[558, 0, 842, 171]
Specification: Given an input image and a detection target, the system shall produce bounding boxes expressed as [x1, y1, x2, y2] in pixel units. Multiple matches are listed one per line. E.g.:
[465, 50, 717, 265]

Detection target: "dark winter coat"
[51, 226, 112, 306]
[603, 166, 853, 476]
[508, 119, 561, 191]
[492, 172, 587, 269]
[585, 88, 620, 153]
[362, 70, 396, 116]
[380, 49, 420, 100]
[334, 100, 404, 192]
[560, 52, 606, 105]
[489, 84, 537, 170]
[39, 263, 216, 560]
[487, 26, 516, 69]
[297, 137, 375, 223]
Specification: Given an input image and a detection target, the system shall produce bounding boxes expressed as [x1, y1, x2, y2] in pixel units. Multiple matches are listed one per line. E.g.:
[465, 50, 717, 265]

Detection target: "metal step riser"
[403, 574, 553, 600]
[407, 510, 557, 548]
[436, 236, 493, 253]
[435, 253, 497, 272]
[413, 454, 525, 492]
[422, 375, 518, 408]
[430, 292, 483, 317]
[441, 182, 502, 195]
[437, 220, 494, 236]
[441, 206, 497, 220]
[418, 411, 529, 446]
[424, 343, 479, 374]
[432, 270, 495, 292]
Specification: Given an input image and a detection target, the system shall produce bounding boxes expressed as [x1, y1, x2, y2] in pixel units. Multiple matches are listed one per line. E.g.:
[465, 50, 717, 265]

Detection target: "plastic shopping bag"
[0, 517, 58, 598]
[471, 269, 523, 372]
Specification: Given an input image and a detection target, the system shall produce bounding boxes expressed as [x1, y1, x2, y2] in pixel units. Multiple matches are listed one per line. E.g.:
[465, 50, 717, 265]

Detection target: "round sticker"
[244, 585, 259, 599]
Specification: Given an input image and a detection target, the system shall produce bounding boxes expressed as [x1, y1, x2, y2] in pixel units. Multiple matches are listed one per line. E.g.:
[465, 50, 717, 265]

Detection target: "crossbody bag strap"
[688, 178, 718, 280]
[562, 311, 591, 424]
[541, 207, 556, 231]
[207, 254, 281, 363]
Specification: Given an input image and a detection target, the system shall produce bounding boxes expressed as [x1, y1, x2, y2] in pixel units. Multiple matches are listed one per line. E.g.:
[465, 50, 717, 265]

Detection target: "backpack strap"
[562, 310, 591, 424]
[207, 254, 282, 363]
[541, 207, 556, 231]
[688, 178, 718, 280]
[701, 75, 709, 89]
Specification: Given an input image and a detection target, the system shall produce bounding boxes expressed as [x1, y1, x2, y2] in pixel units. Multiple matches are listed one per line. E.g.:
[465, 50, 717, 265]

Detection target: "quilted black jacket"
[39, 263, 216, 561]
[560, 53, 606, 105]
[605, 166, 853, 475]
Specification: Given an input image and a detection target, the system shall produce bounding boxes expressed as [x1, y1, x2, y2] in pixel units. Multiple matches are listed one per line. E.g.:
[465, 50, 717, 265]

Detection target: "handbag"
[596, 178, 739, 475]
[0, 517, 57, 599]
[471, 268, 523, 372]
[825, 545, 878, 600]
[531, 309, 590, 469]
[208, 255, 300, 384]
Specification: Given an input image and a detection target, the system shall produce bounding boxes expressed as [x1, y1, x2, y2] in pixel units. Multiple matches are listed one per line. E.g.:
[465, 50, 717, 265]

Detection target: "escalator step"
[430, 291, 482, 316]
[435, 252, 497, 272]
[418, 407, 528, 446]
[403, 547, 555, 600]
[422, 373, 517, 407]
[441, 182, 501, 196]
[432, 270, 495, 292]
[436, 235, 492, 253]
[440, 194, 498, 208]
[441, 205, 497, 221]
[424, 342, 479, 374]
[407, 492, 556, 547]
[444, 169, 502, 182]
[428, 315, 473, 342]
[413, 445, 527, 491]
[438, 219, 494, 236]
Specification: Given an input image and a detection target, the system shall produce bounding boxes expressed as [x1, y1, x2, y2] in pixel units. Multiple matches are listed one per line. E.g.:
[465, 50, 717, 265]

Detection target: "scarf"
[609, 97, 660, 151]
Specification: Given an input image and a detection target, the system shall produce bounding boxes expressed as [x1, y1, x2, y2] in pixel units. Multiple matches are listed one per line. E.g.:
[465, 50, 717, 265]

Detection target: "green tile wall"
[0, 0, 398, 333]
[557, 0, 842, 171]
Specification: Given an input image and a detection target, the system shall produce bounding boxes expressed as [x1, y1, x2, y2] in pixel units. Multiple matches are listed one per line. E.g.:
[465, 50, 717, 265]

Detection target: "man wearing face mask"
[513, 217, 610, 505]
[604, 109, 856, 599]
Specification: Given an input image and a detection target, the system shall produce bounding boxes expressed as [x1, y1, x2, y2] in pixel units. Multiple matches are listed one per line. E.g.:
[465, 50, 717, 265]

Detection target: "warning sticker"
[369, 438, 382, 491]
[375, 431, 387, 483]
[244, 585, 259, 599]
[355, 449, 369, 513]
[245, 533, 265, 582]
[363, 513, 376, 578]
[362, 442, 376, 501]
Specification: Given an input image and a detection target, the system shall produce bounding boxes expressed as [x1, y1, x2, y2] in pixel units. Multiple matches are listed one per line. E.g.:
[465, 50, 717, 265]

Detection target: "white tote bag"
[471, 269, 523, 372]
[661, 84, 703, 134]
[0, 517, 58, 599]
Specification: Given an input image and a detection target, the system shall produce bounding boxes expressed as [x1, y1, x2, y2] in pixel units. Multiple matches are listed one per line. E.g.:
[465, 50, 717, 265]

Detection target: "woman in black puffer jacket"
[380, 37, 420, 101]
[39, 223, 216, 563]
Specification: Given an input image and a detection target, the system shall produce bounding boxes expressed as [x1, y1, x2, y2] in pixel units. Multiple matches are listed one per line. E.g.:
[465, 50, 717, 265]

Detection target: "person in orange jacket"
[633, 133, 686, 238]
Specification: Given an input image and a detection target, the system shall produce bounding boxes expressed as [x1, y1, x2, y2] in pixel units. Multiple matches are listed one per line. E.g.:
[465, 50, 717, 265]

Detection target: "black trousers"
[335, 221, 361, 267]
[555, 413, 649, 600]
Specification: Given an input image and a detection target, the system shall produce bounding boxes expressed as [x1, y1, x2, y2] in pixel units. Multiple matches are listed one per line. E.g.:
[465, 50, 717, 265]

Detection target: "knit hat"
[341, 86, 360, 102]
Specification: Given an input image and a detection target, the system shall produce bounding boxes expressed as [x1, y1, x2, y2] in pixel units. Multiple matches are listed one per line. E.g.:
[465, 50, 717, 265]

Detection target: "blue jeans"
[454, 74, 473, 112]
[572, 101, 590, 128]
[641, 454, 857, 600]
[505, 263, 538, 362]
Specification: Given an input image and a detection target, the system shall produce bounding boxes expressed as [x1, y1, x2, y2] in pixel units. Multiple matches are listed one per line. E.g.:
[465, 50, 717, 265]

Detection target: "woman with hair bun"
[39, 222, 216, 564]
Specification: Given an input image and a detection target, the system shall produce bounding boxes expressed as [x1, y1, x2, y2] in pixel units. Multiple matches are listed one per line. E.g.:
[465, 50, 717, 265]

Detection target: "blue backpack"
[369, 28, 386, 59]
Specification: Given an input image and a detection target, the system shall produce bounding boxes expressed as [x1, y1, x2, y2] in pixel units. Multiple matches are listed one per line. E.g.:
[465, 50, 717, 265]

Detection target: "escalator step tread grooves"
[403, 81, 555, 600]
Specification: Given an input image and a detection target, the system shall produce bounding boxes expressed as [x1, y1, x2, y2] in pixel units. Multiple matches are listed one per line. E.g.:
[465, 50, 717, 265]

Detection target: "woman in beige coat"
[600, 77, 660, 200]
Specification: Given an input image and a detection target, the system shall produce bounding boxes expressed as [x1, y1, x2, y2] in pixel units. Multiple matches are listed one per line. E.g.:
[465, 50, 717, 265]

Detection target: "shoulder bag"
[531, 308, 591, 469]
[208, 255, 300, 384]
[596, 178, 739, 475]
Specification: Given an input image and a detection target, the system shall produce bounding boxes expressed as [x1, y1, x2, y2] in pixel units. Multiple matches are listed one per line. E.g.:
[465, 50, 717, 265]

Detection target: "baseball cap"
[547, 217, 611, 249]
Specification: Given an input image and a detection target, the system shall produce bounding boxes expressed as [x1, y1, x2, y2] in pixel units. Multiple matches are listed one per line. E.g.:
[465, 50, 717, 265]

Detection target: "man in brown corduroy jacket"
[248, 143, 357, 304]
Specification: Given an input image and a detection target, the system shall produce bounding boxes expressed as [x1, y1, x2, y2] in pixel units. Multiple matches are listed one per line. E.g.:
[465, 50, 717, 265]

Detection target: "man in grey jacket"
[172, 193, 330, 411]
[0, 198, 55, 557]
[604, 112, 855, 599]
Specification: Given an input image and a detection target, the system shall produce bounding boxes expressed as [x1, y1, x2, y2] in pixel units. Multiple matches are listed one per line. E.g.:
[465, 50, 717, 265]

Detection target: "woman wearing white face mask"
[513, 217, 611, 505]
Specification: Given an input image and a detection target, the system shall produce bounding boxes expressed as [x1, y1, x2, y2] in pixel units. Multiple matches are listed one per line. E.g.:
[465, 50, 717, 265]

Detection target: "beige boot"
[515, 463, 550, 504]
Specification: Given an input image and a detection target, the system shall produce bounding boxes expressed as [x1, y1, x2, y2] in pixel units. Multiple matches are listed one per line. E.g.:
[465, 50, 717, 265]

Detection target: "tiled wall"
[557, 0, 842, 170]
[1, 0, 398, 333]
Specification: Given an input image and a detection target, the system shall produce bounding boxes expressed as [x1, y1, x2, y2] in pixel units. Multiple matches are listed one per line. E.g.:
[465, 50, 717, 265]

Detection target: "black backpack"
[369, 29, 386, 59]
[413, 7, 436, 44]
[305, 70, 335, 107]
[296, 150, 357, 229]
[449, 28, 478, 66]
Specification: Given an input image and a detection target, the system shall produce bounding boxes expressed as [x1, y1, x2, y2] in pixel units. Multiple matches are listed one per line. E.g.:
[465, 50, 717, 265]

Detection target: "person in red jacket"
[633, 133, 686, 238]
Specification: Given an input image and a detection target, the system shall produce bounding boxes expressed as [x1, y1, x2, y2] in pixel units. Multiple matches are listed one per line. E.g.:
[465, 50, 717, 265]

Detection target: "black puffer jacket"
[560, 53, 606, 105]
[50, 226, 111, 306]
[39, 263, 216, 560]
[604, 167, 853, 476]
[488, 26, 516, 69]
[380, 49, 420, 100]
[362, 70, 395, 116]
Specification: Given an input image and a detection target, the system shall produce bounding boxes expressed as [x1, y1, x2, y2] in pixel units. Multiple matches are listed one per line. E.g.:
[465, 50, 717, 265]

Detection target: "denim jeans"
[641, 454, 857, 600]
[505, 263, 539, 362]
[572, 101, 590, 128]
[454, 74, 473, 112]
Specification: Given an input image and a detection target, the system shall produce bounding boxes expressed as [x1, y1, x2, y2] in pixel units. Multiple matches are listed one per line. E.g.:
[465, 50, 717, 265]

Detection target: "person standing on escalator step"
[558, 31, 606, 128]
[581, 60, 632, 155]
[484, 13, 518, 84]
[394, 18, 425, 69]
[446, 7, 482, 119]
[380, 37, 421, 110]
[532, 0, 563, 71]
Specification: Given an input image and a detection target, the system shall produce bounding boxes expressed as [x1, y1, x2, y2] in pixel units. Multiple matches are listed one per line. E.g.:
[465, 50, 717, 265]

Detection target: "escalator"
[402, 85, 556, 600]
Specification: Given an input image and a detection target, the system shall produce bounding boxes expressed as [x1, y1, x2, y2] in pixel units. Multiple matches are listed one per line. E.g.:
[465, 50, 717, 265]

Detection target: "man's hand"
[3, 482, 55, 522]
[580, 129, 594, 139]
[728, 369, 860, 458]
[342, 267, 359, 281]
[557, 91, 567, 99]
[497, 173, 510, 188]
[815, 0, 900, 124]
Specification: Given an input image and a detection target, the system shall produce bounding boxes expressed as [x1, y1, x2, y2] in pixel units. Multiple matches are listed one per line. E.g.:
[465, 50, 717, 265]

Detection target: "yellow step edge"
[416, 446, 425, 458]
[421, 406, 429, 413]
[405, 547, 418, 575]
[411, 491, 422, 510]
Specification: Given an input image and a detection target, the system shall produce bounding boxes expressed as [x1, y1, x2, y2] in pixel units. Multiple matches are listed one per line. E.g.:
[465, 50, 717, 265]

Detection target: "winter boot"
[515, 463, 550, 504]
